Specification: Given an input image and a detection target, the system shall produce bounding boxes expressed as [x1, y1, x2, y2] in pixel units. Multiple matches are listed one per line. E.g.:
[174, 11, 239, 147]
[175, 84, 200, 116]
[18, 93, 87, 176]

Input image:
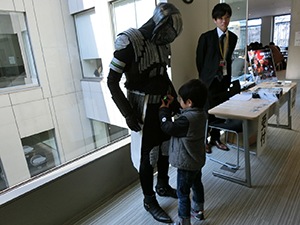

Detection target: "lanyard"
[219, 32, 229, 59]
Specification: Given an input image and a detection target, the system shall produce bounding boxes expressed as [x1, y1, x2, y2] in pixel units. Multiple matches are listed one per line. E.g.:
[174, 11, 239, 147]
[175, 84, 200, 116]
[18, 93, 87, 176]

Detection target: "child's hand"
[160, 94, 174, 108]
[160, 99, 167, 108]
[166, 94, 174, 104]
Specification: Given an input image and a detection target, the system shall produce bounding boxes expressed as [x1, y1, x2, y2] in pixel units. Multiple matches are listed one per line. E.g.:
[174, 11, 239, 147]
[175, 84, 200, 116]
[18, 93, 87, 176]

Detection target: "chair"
[229, 80, 241, 97]
[30, 154, 47, 169]
[276, 61, 283, 71]
[206, 80, 243, 170]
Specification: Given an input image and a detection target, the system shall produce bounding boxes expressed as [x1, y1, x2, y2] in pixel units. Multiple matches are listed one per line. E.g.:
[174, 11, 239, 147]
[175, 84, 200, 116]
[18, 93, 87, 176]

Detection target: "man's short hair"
[178, 78, 208, 108]
[212, 3, 232, 19]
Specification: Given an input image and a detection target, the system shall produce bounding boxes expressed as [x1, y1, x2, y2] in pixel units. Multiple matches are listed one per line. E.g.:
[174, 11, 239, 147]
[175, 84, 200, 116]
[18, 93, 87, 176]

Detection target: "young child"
[159, 78, 208, 225]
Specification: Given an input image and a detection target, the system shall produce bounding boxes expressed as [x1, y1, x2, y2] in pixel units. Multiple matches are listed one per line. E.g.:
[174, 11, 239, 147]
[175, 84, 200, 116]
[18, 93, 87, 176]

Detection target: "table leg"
[268, 89, 292, 130]
[287, 90, 292, 129]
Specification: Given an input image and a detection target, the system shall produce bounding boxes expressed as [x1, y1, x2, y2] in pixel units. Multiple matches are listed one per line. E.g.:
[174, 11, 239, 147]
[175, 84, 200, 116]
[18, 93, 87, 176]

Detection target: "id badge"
[220, 59, 227, 76]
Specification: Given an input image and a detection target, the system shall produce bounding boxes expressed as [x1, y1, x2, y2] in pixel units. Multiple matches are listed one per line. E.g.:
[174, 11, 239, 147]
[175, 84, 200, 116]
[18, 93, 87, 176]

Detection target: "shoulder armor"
[115, 34, 130, 51]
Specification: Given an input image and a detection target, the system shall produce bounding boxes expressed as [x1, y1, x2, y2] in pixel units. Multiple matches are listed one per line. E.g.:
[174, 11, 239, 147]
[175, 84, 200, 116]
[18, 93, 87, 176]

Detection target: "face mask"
[151, 3, 183, 45]
[152, 23, 178, 45]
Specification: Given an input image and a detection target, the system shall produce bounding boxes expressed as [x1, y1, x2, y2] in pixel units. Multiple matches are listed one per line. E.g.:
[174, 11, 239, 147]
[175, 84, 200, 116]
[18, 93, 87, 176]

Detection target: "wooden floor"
[73, 72, 300, 225]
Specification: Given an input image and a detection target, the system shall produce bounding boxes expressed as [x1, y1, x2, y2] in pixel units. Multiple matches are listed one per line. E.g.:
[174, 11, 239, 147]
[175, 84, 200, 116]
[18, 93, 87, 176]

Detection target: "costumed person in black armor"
[107, 3, 183, 224]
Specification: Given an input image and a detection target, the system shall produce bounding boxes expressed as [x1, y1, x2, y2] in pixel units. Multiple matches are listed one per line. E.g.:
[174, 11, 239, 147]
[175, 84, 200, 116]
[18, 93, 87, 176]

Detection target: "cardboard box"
[227, 132, 257, 147]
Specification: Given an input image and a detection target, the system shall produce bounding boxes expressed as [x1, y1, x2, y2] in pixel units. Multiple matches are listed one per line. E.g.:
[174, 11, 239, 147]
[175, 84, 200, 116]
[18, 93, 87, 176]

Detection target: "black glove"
[125, 113, 142, 132]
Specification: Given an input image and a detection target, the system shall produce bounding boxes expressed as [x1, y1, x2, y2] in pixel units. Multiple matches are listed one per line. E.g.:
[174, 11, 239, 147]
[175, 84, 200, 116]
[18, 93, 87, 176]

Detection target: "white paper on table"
[256, 91, 278, 102]
[230, 92, 252, 101]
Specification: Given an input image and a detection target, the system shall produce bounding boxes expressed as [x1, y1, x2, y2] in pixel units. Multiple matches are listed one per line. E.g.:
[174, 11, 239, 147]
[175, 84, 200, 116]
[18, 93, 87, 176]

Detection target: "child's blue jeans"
[177, 169, 204, 218]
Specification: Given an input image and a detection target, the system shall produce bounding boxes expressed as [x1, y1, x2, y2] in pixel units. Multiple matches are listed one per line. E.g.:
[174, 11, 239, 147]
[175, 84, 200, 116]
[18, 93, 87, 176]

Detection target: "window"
[91, 120, 128, 148]
[74, 0, 154, 148]
[247, 18, 262, 45]
[0, 158, 8, 191]
[111, 0, 155, 37]
[0, 2, 133, 197]
[229, 19, 262, 51]
[0, 12, 38, 91]
[229, 20, 247, 59]
[74, 7, 130, 152]
[21, 130, 61, 178]
[274, 15, 291, 48]
[75, 9, 104, 78]
[74, 1, 155, 79]
[111, 0, 172, 76]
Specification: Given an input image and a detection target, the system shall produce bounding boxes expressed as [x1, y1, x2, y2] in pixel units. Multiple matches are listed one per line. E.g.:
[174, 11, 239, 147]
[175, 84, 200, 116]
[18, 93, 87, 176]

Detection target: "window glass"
[226, 0, 249, 82]
[135, 0, 155, 28]
[113, 0, 137, 35]
[21, 130, 60, 178]
[75, 9, 103, 78]
[112, 0, 155, 37]
[0, 12, 38, 91]
[274, 15, 291, 48]
[74, 7, 130, 151]
[1, 4, 132, 195]
[0, 158, 8, 191]
[91, 120, 129, 148]
[229, 19, 262, 52]
[247, 19, 261, 45]
[229, 20, 247, 57]
[107, 123, 129, 142]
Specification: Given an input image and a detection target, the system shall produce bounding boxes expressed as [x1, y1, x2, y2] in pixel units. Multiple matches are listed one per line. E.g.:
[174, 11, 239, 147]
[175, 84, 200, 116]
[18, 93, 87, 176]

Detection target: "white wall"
[169, 0, 219, 92]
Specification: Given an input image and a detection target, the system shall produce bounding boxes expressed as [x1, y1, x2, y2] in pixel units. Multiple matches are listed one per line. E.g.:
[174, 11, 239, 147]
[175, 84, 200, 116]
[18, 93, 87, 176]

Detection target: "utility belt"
[148, 94, 164, 104]
[127, 90, 164, 122]
[127, 90, 164, 105]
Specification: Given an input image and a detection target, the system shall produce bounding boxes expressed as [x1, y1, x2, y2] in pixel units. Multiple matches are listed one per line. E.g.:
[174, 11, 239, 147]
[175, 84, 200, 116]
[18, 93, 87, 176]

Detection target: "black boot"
[144, 195, 172, 223]
[155, 178, 178, 199]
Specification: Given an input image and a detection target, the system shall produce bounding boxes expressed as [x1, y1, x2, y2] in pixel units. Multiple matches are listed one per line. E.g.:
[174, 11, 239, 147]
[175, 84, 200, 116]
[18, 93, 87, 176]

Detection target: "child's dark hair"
[178, 78, 208, 108]
[212, 3, 232, 19]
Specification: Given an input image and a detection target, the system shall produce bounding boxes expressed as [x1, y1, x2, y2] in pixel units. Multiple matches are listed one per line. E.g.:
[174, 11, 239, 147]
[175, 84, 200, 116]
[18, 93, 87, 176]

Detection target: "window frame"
[0, 11, 39, 93]
[273, 14, 291, 48]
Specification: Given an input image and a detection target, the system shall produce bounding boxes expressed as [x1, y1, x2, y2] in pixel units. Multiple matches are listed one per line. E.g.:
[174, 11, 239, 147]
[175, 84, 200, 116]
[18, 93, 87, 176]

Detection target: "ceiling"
[227, 0, 292, 21]
[248, 0, 291, 19]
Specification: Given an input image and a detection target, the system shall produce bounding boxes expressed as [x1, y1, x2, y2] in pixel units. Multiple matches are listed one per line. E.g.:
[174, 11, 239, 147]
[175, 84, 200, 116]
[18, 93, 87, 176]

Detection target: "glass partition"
[223, 0, 250, 82]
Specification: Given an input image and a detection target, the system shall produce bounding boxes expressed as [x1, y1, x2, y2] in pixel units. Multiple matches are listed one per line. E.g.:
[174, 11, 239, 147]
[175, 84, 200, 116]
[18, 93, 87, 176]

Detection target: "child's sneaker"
[191, 208, 204, 221]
